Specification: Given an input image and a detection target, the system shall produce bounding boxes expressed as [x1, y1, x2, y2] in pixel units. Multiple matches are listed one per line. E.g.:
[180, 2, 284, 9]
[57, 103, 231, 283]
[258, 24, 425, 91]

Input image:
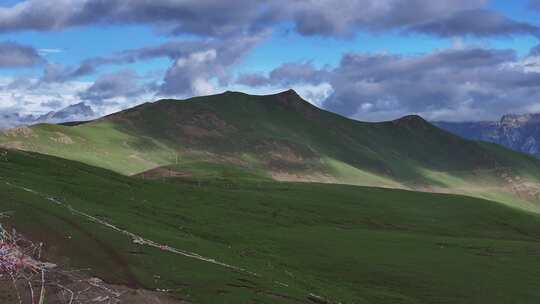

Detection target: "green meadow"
[2, 148, 540, 303]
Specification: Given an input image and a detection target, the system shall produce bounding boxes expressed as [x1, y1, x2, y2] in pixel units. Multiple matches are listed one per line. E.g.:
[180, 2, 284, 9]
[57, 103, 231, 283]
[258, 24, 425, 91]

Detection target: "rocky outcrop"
[434, 113, 540, 158]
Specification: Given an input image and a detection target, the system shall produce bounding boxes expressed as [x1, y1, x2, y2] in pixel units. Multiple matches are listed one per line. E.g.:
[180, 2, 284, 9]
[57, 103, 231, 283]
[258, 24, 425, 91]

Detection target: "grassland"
[3, 90, 540, 213]
[2, 148, 540, 303]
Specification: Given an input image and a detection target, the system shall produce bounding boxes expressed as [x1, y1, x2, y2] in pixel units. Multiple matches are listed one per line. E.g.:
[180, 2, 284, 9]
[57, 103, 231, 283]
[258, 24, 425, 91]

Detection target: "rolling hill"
[2, 147, 540, 303]
[2, 90, 540, 212]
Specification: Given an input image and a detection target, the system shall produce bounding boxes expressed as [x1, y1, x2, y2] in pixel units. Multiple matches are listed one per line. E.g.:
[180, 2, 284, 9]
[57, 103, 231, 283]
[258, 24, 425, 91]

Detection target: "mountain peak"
[500, 113, 540, 127]
[36, 102, 96, 124]
[269, 89, 321, 118]
[222, 90, 245, 96]
[279, 88, 300, 96]
[392, 114, 428, 127]
[272, 89, 306, 104]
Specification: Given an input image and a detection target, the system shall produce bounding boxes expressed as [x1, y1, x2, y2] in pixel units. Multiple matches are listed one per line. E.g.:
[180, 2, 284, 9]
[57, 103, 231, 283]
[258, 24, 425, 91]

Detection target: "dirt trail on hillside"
[2, 180, 258, 277]
[0, 177, 336, 304]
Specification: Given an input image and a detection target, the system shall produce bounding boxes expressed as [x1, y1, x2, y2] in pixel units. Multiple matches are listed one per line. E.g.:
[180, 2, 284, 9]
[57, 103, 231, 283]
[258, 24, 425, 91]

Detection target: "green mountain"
[2, 90, 540, 212]
[2, 148, 540, 303]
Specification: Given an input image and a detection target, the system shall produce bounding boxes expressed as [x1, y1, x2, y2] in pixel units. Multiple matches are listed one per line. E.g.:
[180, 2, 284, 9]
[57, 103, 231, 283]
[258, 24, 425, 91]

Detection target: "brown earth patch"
[174, 149, 250, 167]
[50, 132, 74, 144]
[2, 126, 35, 138]
[178, 111, 237, 140]
[181, 125, 222, 138]
[476, 167, 540, 203]
[0, 141, 25, 150]
[128, 154, 159, 169]
[0, 274, 189, 304]
[0, 221, 188, 304]
[136, 166, 193, 179]
[184, 112, 235, 131]
[111, 284, 191, 304]
[271, 171, 338, 184]
[256, 139, 318, 168]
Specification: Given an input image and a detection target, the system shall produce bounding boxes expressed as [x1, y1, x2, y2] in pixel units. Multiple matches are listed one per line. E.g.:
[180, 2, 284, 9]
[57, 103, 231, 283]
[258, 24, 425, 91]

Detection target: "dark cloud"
[286, 0, 536, 38]
[236, 62, 329, 87]
[0, 0, 272, 37]
[40, 99, 63, 109]
[79, 69, 152, 103]
[240, 47, 540, 121]
[79, 40, 220, 77]
[289, 0, 485, 36]
[0, 0, 536, 39]
[2, 1, 539, 126]
[0, 41, 43, 68]
[66, 40, 218, 78]
[40, 57, 125, 83]
[42, 34, 262, 98]
[70, 35, 262, 96]
[268, 62, 330, 85]
[40, 48, 148, 83]
[322, 48, 540, 121]
[41, 63, 72, 83]
[409, 9, 540, 38]
[236, 73, 272, 87]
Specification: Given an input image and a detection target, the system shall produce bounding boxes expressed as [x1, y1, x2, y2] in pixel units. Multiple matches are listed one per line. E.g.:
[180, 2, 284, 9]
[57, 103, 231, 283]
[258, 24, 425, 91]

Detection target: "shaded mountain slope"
[2, 148, 540, 303]
[3, 90, 540, 211]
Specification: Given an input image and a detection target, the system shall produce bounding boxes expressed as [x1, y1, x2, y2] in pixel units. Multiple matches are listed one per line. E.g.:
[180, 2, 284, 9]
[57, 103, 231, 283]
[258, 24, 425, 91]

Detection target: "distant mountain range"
[33, 102, 96, 124]
[435, 113, 540, 158]
[0, 102, 96, 128]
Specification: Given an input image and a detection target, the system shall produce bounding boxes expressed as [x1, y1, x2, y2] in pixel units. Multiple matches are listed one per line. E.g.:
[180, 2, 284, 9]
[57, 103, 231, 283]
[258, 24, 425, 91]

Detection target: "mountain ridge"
[3, 90, 540, 212]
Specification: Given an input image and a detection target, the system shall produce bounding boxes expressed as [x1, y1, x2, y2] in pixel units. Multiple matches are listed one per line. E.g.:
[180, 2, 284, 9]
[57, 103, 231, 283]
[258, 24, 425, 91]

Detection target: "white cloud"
[0, 77, 91, 114]
[191, 77, 216, 96]
[505, 55, 540, 73]
[293, 83, 334, 107]
[38, 48, 63, 55]
[0, 75, 158, 128]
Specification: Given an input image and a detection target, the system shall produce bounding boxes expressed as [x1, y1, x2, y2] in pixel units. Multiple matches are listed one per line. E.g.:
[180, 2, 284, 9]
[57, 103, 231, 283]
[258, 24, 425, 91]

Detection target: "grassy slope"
[3, 90, 540, 212]
[2, 148, 540, 303]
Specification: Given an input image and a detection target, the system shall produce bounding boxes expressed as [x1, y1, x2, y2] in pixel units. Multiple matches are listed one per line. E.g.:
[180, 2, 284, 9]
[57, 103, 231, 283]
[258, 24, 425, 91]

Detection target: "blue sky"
[1, 0, 535, 76]
[1, 0, 540, 126]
